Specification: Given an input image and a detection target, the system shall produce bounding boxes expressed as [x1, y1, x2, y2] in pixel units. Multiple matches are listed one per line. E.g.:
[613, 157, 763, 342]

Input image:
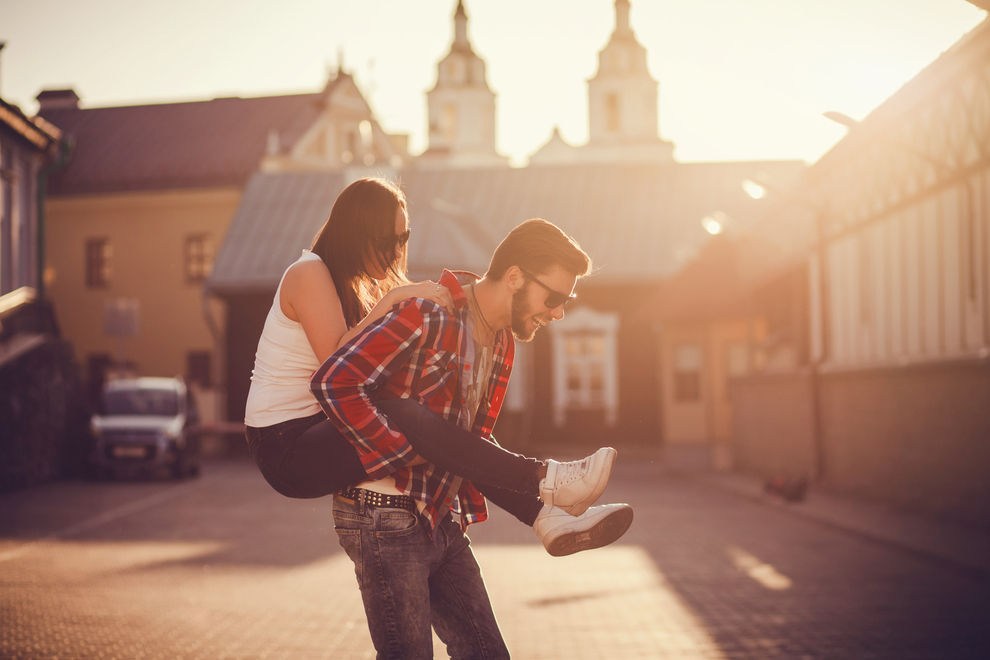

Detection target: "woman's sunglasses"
[376, 230, 410, 252]
[519, 267, 577, 309]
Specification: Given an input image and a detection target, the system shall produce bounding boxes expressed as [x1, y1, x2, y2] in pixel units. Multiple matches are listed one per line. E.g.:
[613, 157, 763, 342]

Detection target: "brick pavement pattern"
[2, 458, 990, 658]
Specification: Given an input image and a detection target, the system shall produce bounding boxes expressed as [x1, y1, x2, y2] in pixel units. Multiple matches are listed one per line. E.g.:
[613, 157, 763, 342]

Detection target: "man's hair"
[485, 218, 591, 281]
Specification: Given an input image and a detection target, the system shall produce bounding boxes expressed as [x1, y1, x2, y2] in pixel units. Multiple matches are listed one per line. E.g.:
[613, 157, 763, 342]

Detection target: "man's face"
[510, 264, 578, 342]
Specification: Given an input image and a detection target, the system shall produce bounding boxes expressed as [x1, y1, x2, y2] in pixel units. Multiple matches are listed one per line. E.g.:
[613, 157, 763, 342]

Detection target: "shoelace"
[555, 457, 590, 485]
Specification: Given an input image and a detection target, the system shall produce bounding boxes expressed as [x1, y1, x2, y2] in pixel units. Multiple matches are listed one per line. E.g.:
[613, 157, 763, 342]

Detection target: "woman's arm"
[281, 259, 455, 362]
[336, 281, 454, 350]
[280, 259, 349, 363]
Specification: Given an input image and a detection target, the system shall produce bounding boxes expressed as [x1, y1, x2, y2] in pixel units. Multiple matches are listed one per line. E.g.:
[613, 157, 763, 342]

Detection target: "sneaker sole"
[546, 505, 634, 557]
[564, 447, 617, 517]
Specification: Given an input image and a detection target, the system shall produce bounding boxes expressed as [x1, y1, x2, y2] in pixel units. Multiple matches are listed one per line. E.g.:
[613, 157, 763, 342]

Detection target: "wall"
[660, 319, 752, 446]
[732, 361, 990, 527]
[46, 187, 238, 383]
[731, 371, 816, 479]
[0, 295, 90, 490]
[819, 360, 990, 526]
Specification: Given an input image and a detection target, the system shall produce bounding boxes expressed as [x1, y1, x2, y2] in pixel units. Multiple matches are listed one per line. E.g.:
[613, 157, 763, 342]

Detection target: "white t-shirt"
[244, 250, 323, 428]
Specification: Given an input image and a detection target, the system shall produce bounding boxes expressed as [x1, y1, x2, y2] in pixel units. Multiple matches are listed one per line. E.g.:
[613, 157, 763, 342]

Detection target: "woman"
[244, 177, 622, 549]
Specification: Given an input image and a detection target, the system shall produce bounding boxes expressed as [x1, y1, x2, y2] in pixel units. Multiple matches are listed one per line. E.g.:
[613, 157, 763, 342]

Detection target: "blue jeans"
[333, 495, 510, 659]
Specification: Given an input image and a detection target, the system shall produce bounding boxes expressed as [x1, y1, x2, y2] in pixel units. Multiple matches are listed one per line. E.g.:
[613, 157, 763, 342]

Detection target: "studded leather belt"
[338, 486, 418, 512]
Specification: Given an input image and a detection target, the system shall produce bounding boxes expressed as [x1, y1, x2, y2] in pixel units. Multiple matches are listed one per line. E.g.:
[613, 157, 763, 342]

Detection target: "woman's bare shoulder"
[285, 256, 334, 287]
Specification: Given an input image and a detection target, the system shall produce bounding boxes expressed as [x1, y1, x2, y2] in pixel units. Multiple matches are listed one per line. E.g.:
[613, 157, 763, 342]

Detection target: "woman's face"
[364, 205, 409, 280]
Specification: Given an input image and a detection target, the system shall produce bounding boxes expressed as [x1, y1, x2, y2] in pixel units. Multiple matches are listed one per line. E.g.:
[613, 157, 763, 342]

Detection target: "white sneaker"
[539, 447, 617, 516]
[534, 503, 634, 557]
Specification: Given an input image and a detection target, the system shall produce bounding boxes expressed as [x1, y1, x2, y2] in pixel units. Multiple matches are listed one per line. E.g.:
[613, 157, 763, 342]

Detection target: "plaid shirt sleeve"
[309, 298, 435, 480]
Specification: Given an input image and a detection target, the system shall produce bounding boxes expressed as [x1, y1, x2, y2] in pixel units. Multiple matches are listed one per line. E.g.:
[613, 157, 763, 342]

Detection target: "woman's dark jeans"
[245, 398, 545, 525]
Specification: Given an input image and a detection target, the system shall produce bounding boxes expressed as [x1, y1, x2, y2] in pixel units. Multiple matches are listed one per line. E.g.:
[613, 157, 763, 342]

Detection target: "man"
[311, 219, 632, 658]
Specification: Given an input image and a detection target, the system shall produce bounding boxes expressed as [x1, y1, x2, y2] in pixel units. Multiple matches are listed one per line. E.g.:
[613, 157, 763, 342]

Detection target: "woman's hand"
[391, 281, 455, 313]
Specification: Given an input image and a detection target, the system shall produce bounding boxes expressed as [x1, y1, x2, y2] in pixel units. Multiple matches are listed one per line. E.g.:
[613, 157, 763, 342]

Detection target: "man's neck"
[471, 278, 509, 331]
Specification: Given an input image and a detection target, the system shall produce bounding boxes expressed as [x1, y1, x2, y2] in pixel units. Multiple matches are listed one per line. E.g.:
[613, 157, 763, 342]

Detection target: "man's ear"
[505, 265, 526, 293]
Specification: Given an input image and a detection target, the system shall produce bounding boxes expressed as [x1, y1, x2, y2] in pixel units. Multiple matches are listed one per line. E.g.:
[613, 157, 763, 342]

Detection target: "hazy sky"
[2, 0, 985, 165]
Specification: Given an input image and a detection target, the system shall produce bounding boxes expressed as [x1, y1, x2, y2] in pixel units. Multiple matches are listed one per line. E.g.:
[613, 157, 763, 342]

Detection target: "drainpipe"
[201, 285, 227, 426]
[36, 137, 72, 299]
[809, 204, 830, 482]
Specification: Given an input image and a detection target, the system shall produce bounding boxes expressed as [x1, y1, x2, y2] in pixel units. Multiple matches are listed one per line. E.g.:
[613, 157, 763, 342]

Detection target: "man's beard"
[510, 285, 538, 342]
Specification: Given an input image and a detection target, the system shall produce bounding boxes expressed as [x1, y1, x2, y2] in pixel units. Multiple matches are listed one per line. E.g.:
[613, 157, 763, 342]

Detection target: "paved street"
[2, 456, 989, 659]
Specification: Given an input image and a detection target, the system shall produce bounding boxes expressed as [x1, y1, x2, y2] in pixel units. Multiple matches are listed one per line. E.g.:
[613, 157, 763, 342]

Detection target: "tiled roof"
[207, 159, 804, 294]
[39, 92, 323, 195]
[0, 97, 61, 151]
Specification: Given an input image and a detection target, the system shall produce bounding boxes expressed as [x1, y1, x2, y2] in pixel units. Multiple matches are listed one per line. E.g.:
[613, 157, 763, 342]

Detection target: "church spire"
[614, 0, 632, 36]
[453, 0, 470, 51]
[583, 0, 675, 161]
[422, 1, 506, 168]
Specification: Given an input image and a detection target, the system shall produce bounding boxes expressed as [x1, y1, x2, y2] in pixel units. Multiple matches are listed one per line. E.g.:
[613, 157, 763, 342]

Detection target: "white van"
[90, 377, 200, 479]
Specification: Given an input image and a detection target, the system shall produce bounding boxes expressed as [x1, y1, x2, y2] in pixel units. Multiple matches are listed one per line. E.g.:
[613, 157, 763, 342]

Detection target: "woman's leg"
[474, 483, 543, 526]
[251, 413, 546, 527]
[247, 414, 367, 499]
[377, 398, 544, 497]
[248, 401, 547, 518]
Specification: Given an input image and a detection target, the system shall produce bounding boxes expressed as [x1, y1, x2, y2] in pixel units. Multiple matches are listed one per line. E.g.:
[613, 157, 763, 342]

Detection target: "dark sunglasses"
[519, 267, 577, 309]
[375, 230, 410, 252]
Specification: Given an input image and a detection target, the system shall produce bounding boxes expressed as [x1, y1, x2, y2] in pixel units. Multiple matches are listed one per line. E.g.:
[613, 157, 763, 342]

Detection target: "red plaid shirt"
[310, 270, 514, 529]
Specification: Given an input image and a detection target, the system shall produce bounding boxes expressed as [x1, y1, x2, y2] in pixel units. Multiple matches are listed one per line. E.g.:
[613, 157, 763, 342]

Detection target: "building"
[31, 0, 804, 455]
[418, 0, 507, 169]
[1, 94, 90, 489]
[1, 95, 61, 295]
[38, 71, 405, 419]
[206, 1, 803, 455]
[715, 15, 990, 526]
[530, 0, 674, 166]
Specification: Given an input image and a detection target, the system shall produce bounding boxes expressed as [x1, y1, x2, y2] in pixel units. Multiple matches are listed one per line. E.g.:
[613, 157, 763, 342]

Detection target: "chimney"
[36, 88, 81, 112]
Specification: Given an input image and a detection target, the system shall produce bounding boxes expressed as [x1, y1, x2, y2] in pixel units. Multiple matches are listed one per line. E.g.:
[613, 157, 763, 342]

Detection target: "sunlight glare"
[741, 179, 767, 200]
[476, 544, 725, 656]
[726, 545, 793, 591]
[702, 212, 728, 235]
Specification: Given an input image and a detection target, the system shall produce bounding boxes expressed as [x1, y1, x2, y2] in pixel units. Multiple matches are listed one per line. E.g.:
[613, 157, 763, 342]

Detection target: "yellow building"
[38, 74, 404, 418]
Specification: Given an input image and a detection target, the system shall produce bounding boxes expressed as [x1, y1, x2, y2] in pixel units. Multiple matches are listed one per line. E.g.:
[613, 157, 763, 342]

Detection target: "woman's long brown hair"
[310, 178, 409, 328]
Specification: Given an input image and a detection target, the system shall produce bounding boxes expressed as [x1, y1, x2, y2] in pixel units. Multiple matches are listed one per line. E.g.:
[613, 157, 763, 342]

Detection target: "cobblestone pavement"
[2, 456, 989, 659]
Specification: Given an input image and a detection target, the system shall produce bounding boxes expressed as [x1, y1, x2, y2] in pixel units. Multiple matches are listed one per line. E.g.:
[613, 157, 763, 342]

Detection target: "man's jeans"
[333, 495, 510, 659]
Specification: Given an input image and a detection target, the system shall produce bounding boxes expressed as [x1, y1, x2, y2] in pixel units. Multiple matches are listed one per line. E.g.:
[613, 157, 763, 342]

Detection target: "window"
[563, 334, 608, 409]
[186, 350, 212, 388]
[605, 94, 621, 133]
[184, 234, 215, 283]
[443, 104, 458, 142]
[86, 238, 112, 288]
[550, 308, 620, 426]
[674, 344, 702, 402]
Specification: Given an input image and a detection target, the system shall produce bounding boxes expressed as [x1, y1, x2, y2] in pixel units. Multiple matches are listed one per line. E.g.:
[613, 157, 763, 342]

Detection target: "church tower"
[420, 1, 507, 169]
[585, 0, 674, 161]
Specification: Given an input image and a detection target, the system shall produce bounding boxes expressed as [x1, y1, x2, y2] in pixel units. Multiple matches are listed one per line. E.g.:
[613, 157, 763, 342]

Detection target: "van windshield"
[104, 389, 179, 416]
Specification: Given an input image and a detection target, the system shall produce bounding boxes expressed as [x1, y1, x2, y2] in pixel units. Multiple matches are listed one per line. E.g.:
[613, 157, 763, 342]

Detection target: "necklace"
[469, 283, 497, 339]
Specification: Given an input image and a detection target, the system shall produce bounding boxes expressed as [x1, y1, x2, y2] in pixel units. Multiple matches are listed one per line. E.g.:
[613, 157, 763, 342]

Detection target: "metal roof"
[207, 159, 805, 295]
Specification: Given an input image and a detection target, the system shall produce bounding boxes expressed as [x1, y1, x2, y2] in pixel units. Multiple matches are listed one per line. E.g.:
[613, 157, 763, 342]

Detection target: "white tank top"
[244, 250, 324, 427]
